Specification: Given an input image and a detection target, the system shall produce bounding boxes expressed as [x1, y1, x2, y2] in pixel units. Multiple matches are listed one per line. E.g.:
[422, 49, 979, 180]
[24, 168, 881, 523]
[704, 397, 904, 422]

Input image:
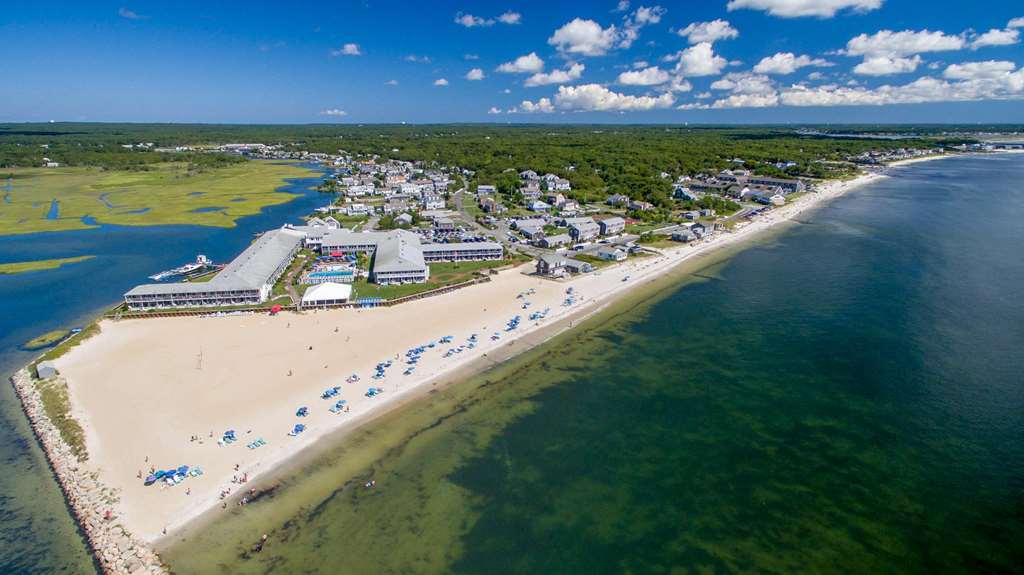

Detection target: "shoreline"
[7, 153, 957, 571]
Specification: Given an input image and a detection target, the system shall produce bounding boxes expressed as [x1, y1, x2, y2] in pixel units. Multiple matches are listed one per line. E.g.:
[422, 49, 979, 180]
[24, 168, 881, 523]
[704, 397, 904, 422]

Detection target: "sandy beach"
[53, 169, 889, 544]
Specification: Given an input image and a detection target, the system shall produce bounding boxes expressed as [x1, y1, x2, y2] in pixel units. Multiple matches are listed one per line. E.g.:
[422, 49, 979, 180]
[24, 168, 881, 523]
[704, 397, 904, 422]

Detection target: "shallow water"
[166, 154, 1024, 574]
[0, 164, 329, 574]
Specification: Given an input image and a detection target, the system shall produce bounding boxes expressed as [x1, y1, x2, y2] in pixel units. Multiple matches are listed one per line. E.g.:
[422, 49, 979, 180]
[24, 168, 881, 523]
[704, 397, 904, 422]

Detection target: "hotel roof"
[125, 227, 305, 297]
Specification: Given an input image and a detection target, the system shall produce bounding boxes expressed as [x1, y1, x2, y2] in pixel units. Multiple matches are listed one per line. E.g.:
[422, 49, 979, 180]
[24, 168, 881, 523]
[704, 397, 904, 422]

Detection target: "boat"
[149, 254, 213, 281]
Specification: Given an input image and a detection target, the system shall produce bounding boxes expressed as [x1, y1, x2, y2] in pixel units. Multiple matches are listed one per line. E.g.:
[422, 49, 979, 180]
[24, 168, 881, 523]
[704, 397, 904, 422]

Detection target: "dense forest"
[0, 122, 1000, 205]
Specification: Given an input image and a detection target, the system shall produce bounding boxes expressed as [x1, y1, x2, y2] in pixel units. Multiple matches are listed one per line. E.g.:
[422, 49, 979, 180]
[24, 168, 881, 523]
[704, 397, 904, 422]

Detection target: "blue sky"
[3, 0, 1023, 123]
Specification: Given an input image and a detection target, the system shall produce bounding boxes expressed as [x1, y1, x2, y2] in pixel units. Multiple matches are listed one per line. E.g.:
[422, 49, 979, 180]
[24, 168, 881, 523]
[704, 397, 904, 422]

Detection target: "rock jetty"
[10, 368, 167, 575]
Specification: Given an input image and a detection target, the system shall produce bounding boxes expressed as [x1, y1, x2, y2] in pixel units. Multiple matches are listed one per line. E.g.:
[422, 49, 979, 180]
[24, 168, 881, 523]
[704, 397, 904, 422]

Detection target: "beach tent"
[270, 304, 282, 315]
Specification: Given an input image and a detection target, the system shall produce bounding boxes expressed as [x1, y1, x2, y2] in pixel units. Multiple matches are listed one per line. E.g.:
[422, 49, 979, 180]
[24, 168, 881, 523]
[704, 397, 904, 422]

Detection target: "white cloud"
[497, 52, 545, 73]
[853, 55, 922, 76]
[844, 29, 965, 58]
[1009, 17, 1024, 29]
[633, 60, 650, 68]
[753, 52, 831, 74]
[614, 0, 630, 12]
[710, 72, 776, 95]
[807, 71, 826, 80]
[554, 83, 676, 111]
[619, 6, 666, 48]
[331, 43, 362, 57]
[385, 79, 399, 86]
[970, 28, 1020, 49]
[464, 53, 480, 60]
[726, 0, 883, 18]
[488, 106, 503, 114]
[712, 92, 780, 108]
[498, 11, 522, 25]
[320, 108, 347, 117]
[678, 20, 739, 44]
[549, 18, 620, 56]
[525, 63, 585, 87]
[455, 13, 493, 27]
[779, 72, 1024, 106]
[404, 54, 431, 63]
[466, 68, 486, 80]
[519, 98, 556, 113]
[118, 7, 147, 20]
[670, 42, 728, 76]
[617, 66, 671, 85]
[502, 88, 512, 94]
[434, 78, 449, 86]
[943, 60, 1017, 80]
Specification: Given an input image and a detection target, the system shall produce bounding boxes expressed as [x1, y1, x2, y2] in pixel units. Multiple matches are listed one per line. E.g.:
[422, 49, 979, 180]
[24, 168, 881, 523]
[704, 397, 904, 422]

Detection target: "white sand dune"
[55, 171, 888, 543]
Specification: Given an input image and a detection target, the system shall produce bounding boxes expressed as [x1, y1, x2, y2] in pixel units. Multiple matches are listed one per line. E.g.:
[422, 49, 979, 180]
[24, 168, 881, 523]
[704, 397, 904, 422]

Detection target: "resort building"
[123, 227, 305, 310]
[319, 229, 503, 285]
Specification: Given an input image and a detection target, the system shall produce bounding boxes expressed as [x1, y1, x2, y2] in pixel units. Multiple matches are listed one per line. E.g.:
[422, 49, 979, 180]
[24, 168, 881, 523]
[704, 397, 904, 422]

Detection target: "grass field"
[23, 329, 71, 350]
[0, 255, 95, 275]
[0, 161, 318, 236]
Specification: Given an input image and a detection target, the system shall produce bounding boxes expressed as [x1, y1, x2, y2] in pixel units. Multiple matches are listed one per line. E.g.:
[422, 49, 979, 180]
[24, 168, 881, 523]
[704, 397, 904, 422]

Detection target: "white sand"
[54, 170, 889, 543]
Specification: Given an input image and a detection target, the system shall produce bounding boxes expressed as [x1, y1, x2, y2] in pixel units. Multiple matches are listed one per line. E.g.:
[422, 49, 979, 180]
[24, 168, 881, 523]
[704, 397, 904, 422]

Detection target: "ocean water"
[165, 154, 1024, 574]
[0, 165, 330, 574]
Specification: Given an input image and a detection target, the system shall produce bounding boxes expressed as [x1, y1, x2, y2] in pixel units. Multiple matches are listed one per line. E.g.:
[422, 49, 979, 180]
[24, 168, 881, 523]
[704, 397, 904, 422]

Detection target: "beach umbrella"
[145, 475, 158, 485]
[178, 465, 189, 474]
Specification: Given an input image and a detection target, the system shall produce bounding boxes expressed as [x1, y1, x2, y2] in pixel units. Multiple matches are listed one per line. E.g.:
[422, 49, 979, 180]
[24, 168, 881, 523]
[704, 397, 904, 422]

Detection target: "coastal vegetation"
[35, 376, 88, 460]
[35, 322, 101, 364]
[0, 161, 318, 236]
[22, 329, 71, 350]
[0, 255, 95, 275]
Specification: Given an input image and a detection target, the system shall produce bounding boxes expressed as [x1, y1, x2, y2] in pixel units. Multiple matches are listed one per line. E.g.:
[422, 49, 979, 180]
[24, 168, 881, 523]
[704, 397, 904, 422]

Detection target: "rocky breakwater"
[10, 368, 166, 575]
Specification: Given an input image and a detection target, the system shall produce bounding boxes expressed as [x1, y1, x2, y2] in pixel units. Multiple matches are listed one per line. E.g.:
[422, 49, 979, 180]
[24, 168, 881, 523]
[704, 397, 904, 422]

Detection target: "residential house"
[606, 194, 629, 207]
[674, 187, 700, 201]
[671, 228, 697, 243]
[540, 234, 571, 248]
[434, 217, 456, 232]
[597, 246, 627, 261]
[564, 259, 594, 274]
[529, 200, 551, 212]
[569, 220, 600, 242]
[598, 216, 625, 236]
[536, 254, 567, 277]
[559, 200, 580, 216]
[422, 194, 445, 210]
[629, 199, 654, 212]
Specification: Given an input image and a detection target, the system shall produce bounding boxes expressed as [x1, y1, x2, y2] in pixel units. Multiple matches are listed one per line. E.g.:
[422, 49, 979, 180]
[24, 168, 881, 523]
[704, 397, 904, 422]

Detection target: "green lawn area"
[636, 238, 680, 249]
[625, 222, 670, 234]
[271, 249, 316, 300]
[332, 213, 370, 228]
[23, 329, 71, 350]
[0, 255, 94, 275]
[352, 258, 513, 300]
[0, 160, 319, 236]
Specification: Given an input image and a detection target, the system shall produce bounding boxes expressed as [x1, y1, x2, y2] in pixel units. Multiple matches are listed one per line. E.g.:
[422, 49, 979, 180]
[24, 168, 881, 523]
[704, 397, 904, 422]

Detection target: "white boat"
[149, 254, 212, 281]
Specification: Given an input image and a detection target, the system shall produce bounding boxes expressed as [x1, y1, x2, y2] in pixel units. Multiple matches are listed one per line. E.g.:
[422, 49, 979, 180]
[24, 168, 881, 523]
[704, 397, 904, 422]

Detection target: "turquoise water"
[0, 165, 330, 574]
[166, 154, 1024, 574]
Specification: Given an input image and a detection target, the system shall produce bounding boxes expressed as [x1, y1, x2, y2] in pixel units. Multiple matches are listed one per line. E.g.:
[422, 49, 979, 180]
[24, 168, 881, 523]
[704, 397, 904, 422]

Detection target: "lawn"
[352, 259, 512, 300]
[0, 255, 94, 275]
[23, 329, 71, 350]
[0, 160, 319, 236]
